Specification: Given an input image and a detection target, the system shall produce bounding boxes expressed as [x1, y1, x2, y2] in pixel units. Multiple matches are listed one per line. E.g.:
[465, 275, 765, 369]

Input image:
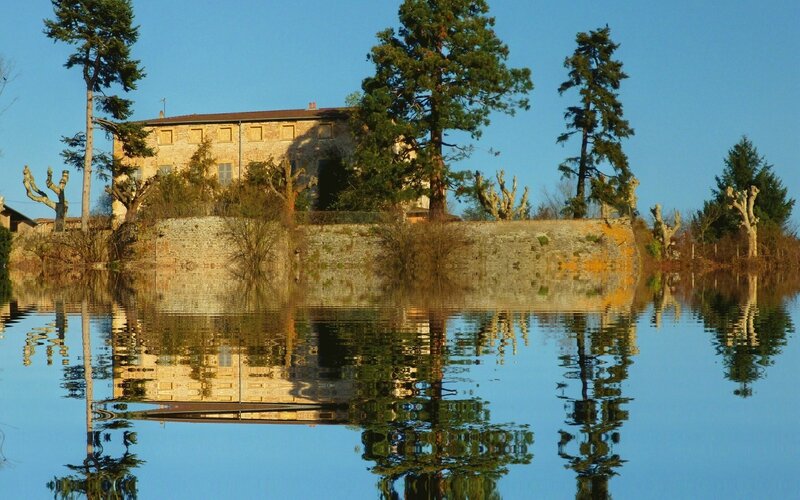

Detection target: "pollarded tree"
[351, 0, 533, 219]
[699, 136, 795, 239]
[22, 165, 69, 232]
[44, 0, 145, 232]
[473, 170, 530, 220]
[557, 26, 634, 219]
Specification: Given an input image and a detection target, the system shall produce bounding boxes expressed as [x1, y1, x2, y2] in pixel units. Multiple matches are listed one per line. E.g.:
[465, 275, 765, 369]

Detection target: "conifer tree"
[557, 26, 634, 219]
[349, 0, 532, 218]
[44, 0, 145, 231]
[698, 136, 794, 239]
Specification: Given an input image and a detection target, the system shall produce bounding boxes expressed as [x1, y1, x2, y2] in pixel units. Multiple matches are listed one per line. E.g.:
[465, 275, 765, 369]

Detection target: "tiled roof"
[141, 107, 350, 126]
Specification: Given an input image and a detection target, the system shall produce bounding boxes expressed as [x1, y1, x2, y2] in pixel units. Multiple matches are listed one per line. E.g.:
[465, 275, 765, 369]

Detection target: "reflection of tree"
[649, 273, 681, 329]
[455, 311, 531, 365]
[23, 299, 69, 366]
[689, 273, 794, 397]
[313, 308, 533, 498]
[48, 300, 143, 498]
[553, 312, 636, 499]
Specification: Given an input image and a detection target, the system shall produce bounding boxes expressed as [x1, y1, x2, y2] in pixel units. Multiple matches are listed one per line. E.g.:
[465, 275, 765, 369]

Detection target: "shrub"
[223, 217, 286, 281]
[374, 216, 469, 286]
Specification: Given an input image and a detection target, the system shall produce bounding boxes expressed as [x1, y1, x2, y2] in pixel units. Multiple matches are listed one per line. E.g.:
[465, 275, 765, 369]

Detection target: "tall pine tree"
[44, 0, 145, 231]
[557, 26, 634, 219]
[348, 0, 532, 218]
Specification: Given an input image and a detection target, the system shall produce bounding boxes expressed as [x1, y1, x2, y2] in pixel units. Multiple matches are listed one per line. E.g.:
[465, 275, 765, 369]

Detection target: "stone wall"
[9, 217, 640, 313]
[300, 218, 640, 310]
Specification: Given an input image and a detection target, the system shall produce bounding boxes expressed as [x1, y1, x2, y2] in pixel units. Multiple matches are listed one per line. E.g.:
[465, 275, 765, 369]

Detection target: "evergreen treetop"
[702, 136, 794, 237]
[557, 25, 634, 218]
[346, 0, 532, 217]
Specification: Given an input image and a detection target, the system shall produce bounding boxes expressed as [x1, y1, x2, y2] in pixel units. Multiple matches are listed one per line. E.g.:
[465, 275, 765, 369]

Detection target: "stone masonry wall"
[8, 217, 640, 314]
[300, 218, 640, 309]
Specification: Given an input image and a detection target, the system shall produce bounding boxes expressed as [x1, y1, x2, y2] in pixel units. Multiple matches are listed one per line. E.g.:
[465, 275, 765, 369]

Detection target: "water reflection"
[47, 300, 143, 499]
[685, 272, 795, 397]
[544, 311, 638, 499]
[1, 270, 797, 498]
[108, 302, 534, 497]
[326, 309, 534, 498]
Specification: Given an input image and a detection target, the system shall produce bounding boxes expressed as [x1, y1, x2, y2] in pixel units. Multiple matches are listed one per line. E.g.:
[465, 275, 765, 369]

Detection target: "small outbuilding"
[0, 196, 38, 233]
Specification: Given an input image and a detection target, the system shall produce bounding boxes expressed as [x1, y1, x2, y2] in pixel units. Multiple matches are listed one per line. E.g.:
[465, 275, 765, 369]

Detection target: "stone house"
[112, 104, 353, 218]
[0, 196, 37, 233]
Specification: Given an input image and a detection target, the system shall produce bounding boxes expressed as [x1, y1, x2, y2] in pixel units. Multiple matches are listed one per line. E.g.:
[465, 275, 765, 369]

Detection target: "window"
[158, 165, 173, 175]
[159, 129, 173, 145]
[218, 163, 232, 186]
[318, 123, 333, 139]
[188, 127, 204, 144]
[248, 125, 263, 141]
[280, 124, 295, 141]
[218, 126, 233, 142]
[218, 346, 232, 367]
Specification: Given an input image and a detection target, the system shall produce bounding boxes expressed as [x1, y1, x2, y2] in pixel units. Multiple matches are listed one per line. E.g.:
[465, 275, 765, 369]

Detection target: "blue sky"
[0, 1, 797, 223]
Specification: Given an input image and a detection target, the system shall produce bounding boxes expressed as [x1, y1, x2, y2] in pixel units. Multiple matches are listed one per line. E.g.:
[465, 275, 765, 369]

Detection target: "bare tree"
[474, 170, 530, 220]
[23, 165, 69, 232]
[267, 158, 317, 224]
[727, 185, 759, 258]
[650, 204, 681, 259]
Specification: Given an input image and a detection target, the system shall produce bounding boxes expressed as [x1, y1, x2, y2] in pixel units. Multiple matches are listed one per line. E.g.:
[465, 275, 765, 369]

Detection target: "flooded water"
[0, 272, 798, 499]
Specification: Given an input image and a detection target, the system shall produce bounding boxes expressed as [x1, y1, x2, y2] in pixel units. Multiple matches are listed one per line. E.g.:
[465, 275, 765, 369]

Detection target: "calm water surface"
[0, 273, 798, 499]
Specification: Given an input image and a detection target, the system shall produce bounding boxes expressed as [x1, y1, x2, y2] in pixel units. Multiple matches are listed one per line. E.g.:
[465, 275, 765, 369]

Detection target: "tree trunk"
[574, 124, 590, 219]
[429, 123, 447, 220]
[429, 156, 447, 220]
[747, 226, 758, 258]
[82, 88, 94, 232]
[55, 198, 67, 232]
[82, 301, 94, 463]
[124, 199, 140, 224]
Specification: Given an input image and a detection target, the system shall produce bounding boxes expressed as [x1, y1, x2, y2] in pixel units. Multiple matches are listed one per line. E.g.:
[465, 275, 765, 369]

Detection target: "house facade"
[112, 105, 353, 218]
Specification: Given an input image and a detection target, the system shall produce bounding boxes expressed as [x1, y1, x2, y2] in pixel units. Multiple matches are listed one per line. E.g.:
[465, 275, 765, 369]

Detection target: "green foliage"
[645, 240, 662, 259]
[584, 233, 601, 243]
[557, 26, 634, 218]
[45, 0, 145, 225]
[696, 137, 795, 240]
[142, 139, 219, 219]
[537, 235, 550, 246]
[217, 161, 284, 219]
[345, 0, 533, 215]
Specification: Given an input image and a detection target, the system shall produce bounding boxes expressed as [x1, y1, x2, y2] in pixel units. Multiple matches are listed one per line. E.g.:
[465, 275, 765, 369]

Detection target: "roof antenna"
[159, 98, 166, 118]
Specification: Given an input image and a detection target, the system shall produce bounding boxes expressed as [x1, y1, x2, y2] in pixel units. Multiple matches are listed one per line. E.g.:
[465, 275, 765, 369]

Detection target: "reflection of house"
[0, 300, 36, 337]
[111, 308, 353, 424]
[113, 351, 352, 424]
[0, 196, 37, 233]
[112, 105, 352, 219]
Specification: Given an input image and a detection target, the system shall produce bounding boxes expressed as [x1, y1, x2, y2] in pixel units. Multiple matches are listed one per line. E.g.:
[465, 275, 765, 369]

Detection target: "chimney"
[158, 110, 165, 119]
[307, 101, 317, 111]
[0, 195, 4, 209]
